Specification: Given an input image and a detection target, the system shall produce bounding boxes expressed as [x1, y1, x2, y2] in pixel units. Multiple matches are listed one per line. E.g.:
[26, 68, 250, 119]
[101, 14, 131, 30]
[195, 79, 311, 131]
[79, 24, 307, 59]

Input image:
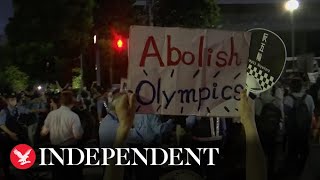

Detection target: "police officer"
[0, 90, 33, 179]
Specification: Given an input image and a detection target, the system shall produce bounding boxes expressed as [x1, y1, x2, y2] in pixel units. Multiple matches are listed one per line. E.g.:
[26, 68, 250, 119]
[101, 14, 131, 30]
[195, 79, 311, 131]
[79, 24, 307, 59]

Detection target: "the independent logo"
[10, 144, 36, 170]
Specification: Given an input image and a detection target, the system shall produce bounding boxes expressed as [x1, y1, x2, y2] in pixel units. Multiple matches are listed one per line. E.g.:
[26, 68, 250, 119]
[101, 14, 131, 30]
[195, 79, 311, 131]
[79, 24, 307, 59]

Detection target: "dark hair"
[60, 91, 74, 106]
[290, 78, 303, 93]
[51, 95, 60, 104]
[81, 91, 89, 98]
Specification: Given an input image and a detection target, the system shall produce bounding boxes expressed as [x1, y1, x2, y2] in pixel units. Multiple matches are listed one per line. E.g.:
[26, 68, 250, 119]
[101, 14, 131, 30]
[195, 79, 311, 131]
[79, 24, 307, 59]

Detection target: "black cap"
[3, 91, 17, 98]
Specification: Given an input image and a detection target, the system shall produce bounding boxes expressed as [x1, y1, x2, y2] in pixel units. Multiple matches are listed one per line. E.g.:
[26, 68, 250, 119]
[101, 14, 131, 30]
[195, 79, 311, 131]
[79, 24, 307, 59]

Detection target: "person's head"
[60, 91, 74, 107]
[5, 92, 17, 107]
[289, 78, 303, 93]
[81, 91, 89, 99]
[50, 94, 60, 105]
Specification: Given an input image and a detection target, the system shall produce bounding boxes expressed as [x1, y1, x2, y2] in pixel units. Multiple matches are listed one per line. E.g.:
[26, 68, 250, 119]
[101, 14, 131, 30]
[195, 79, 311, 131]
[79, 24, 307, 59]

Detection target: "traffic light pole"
[148, 0, 154, 26]
[95, 42, 101, 86]
[109, 53, 113, 87]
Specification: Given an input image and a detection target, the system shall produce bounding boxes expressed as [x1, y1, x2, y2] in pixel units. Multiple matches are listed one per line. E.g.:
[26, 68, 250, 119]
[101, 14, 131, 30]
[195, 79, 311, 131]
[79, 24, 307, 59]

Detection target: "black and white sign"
[246, 28, 287, 94]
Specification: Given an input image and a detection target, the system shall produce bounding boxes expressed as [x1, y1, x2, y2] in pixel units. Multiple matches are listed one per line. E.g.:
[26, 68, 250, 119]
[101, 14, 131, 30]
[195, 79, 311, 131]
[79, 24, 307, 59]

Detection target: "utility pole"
[94, 34, 101, 86]
[110, 54, 113, 86]
[290, 12, 296, 71]
[148, 0, 154, 26]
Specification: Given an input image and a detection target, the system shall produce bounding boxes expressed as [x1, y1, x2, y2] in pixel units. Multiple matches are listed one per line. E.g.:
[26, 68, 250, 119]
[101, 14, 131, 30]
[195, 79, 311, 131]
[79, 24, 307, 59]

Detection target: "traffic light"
[117, 39, 123, 49]
[113, 35, 126, 52]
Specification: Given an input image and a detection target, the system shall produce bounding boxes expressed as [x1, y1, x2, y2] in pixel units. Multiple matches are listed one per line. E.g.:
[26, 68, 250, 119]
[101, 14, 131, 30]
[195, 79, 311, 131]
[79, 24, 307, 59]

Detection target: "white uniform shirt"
[44, 106, 83, 146]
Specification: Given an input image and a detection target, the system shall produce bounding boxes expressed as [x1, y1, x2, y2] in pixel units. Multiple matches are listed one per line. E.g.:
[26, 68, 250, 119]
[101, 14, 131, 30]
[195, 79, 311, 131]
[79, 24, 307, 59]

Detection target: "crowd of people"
[0, 76, 320, 180]
[254, 77, 320, 180]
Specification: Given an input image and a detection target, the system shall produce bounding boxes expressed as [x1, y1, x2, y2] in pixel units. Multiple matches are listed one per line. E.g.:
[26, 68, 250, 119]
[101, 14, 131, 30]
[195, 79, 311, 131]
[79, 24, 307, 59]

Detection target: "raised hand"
[104, 93, 135, 180]
[239, 90, 253, 126]
[113, 93, 136, 147]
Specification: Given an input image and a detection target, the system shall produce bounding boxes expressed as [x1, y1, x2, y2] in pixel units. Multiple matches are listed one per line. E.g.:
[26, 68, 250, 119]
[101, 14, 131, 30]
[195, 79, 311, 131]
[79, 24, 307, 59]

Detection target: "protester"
[299, 80, 320, 180]
[99, 110, 136, 146]
[307, 77, 320, 114]
[99, 91, 199, 180]
[284, 78, 314, 176]
[307, 77, 320, 143]
[190, 116, 226, 179]
[102, 91, 266, 180]
[49, 94, 60, 111]
[255, 88, 282, 179]
[240, 91, 267, 180]
[72, 93, 98, 143]
[91, 82, 102, 100]
[28, 91, 49, 145]
[99, 91, 194, 148]
[40, 90, 84, 180]
[97, 89, 115, 122]
[103, 92, 136, 180]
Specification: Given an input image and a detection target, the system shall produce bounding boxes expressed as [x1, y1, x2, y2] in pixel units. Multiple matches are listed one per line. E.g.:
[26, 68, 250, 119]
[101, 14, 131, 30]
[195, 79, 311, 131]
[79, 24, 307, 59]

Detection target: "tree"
[72, 68, 82, 89]
[1, 66, 29, 92]
[153, 0, 220, 28]
[4, 0, 95, 82]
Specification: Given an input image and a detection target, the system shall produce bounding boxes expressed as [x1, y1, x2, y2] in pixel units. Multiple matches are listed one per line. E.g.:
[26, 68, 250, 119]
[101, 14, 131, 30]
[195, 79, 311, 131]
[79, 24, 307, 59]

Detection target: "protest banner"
[127, 26, 251, 117]
[246, 28, 287, 94]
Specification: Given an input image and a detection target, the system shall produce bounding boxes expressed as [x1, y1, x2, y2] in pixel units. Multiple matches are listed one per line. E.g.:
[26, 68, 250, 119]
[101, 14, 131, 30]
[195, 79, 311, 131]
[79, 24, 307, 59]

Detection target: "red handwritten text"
[140, 35, 240, 68]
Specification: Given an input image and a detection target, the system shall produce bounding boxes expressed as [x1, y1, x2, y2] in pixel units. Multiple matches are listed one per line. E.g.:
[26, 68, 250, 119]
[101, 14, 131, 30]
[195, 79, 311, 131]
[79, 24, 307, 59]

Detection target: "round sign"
[246, 28, 287, 94]
[10, 144, 36, 170]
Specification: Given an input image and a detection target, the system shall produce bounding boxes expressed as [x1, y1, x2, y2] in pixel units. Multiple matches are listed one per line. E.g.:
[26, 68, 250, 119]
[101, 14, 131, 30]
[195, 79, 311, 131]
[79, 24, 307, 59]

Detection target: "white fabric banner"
[128, 26, 251, 117]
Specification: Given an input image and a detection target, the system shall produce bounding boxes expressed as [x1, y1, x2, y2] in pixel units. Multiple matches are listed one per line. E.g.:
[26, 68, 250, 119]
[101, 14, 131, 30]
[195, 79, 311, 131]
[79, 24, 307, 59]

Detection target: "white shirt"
[44, 106, 83, 146]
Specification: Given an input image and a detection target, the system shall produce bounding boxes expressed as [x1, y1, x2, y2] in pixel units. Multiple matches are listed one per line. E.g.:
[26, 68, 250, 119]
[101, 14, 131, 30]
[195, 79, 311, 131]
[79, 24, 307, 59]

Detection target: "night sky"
[0, 0, 13, 35]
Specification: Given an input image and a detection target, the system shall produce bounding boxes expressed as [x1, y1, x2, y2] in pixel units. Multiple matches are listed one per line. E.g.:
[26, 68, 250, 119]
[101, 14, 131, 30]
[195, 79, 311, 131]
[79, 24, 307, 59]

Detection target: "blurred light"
[94, 35, 97, 44]
[285, 0, 299, 12]
[117, 39, 123, 49]
[95, 65, 97, 70]
[37, 86, 42, 90]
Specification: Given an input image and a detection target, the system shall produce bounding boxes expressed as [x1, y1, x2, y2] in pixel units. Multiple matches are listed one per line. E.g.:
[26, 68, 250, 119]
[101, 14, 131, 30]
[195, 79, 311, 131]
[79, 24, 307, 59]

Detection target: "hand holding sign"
[114, 93, 136, 147]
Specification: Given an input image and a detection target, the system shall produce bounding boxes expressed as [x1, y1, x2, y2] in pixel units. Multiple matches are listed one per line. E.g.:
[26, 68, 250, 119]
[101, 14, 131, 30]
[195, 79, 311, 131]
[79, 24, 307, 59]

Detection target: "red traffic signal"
[117, 39, 123, 49]
[113, 36, 126, 52]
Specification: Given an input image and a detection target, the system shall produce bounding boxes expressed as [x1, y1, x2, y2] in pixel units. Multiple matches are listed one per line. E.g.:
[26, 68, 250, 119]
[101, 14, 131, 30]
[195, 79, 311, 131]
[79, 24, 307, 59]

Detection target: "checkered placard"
[247, 64, 275, 89]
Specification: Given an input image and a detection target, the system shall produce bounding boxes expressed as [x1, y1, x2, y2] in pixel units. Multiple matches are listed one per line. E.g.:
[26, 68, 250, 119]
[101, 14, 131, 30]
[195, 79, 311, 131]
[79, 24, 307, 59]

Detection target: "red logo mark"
[10, 144, 36, 170]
